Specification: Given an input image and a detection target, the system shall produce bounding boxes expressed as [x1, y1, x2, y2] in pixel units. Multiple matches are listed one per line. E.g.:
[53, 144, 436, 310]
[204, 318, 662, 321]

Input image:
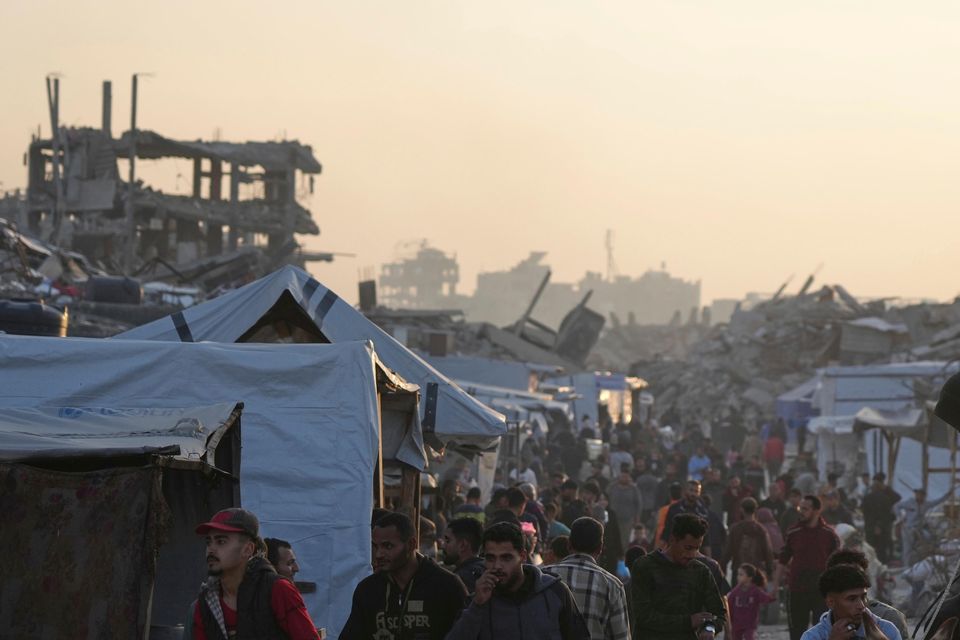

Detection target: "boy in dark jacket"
[445, 522, 590, 640]
[631, 514, 727, 640]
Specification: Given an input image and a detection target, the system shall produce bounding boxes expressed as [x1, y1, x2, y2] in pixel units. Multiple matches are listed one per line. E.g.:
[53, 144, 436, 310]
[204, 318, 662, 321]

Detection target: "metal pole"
[45, 77, 64, 244]
[124, 74, 138, 273]
[102, 80, 112, 136]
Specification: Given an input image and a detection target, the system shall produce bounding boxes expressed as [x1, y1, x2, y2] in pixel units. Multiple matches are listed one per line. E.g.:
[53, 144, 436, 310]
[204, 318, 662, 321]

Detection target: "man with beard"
[631, 514, 727, 640]
[340, 512, 467, 639]
[799, 565, 900, 640]
[441, 517, 486, 593]
[445, 522, 590, 639]
[192, 508, 320, 639]
[772, 496, 841, 640]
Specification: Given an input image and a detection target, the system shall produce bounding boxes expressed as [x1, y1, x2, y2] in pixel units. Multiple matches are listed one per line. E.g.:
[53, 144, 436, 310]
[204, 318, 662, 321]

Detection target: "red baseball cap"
[196, 508, 260, 537]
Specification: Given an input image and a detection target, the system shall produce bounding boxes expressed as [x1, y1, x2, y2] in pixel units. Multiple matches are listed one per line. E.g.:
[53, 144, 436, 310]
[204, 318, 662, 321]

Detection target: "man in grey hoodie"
[444, 522, 590, 640]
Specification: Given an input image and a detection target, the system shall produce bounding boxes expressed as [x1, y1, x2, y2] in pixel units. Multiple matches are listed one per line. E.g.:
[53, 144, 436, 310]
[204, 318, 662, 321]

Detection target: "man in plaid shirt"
[546, 517, 631, 640]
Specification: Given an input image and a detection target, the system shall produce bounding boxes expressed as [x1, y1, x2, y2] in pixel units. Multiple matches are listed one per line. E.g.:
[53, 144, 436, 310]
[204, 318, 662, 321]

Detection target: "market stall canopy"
[807, 406, 949, 448]
[117, 265, 506, 453]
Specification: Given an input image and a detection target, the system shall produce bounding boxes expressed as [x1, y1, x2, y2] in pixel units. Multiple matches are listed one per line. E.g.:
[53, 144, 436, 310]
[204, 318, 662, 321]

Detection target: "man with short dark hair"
[339, 512, 467, 639]
[445, 522, 589, 639]
[442, 517, 486, 593]
[631, 514, 727, 640]
[721, 497, 774, 578]
[265, 537, 300, 581]
[759, 483, 788, 523]
[772, 495, 841, 640]
[655, 483, 684, 546]
[192, 508, 320, 639]
[453, 487, 486, 525]
[799, 565, 900, 640]
[546, 517, 631, 640]
[544, 501, 571, 540]
[826, 549, 908, 640]
[821, 491, 854, 527]
[661, 480, 710, 547]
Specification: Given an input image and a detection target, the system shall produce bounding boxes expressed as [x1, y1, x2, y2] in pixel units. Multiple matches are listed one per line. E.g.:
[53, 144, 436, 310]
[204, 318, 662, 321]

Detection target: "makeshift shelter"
[809, 361, 959, 497]
[117, 265, 506, 454]
[0, 401, 242, 639]
[427, 354, 563, 393]
[0, 335, 384, 637]
[545, 371, 648, 429]
[776, 376, 820, 434]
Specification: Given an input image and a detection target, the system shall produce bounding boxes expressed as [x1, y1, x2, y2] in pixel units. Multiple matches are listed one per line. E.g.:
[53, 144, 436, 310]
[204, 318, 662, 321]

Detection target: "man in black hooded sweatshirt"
[340, 512, 467, 639]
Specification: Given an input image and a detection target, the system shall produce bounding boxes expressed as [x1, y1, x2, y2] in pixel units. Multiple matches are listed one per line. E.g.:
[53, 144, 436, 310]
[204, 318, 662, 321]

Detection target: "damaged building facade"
[0, 80, 327, 282]
[378, 244, 701, 328]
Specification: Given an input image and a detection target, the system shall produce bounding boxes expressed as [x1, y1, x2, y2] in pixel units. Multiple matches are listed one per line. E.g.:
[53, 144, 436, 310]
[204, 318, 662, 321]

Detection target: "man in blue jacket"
[444, 522, 590, 639]
[800, 564, 900, 640]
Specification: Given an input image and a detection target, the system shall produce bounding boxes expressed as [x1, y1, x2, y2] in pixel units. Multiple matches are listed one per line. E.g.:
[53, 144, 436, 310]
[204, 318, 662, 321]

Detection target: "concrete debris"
[622, 285, 960, 423]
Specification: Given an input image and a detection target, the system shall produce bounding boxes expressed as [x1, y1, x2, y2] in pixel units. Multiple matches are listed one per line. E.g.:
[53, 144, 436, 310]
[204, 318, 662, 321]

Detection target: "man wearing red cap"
[192, 508, 321, 639]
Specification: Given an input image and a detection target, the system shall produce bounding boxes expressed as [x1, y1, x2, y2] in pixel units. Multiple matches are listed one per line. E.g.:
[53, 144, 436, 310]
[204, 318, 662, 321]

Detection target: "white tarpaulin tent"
[117, 265, 506, 452]
[0, 335, 382, 637]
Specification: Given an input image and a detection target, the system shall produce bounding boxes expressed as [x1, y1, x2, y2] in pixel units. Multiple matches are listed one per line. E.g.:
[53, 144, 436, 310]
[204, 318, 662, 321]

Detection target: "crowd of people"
[188, 414, 942, 639]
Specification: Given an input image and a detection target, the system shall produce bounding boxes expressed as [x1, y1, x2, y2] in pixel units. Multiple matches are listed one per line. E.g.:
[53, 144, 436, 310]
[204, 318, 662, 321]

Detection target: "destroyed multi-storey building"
[0, 80, 327, 283]
[379, 242, 460, 309]
[376, 245, 702, 328]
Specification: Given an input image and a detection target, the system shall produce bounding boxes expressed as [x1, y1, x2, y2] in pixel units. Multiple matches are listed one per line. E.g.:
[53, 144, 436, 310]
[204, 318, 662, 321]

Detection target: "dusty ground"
[757, 622, 791, 640]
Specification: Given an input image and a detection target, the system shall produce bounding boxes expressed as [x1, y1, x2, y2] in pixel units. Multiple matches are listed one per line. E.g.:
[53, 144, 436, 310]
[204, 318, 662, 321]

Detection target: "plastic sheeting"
[0, 335, 381, 637]
[117, 265, 505, 453]
[0, 403, 239, 463]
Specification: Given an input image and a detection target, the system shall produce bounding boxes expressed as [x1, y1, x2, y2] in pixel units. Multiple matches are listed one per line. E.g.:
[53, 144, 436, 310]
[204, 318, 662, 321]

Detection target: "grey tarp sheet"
[0, 335, 381, 637]
[117, 265, 506, 452]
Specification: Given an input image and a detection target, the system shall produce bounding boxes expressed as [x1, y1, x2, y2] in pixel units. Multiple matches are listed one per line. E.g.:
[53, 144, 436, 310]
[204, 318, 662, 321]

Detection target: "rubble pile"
[629, 285, 891, 422]
[587, 323, 707, 371]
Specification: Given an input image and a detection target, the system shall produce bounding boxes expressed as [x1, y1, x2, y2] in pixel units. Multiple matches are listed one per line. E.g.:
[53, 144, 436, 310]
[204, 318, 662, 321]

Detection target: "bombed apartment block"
[0, 79, 325, 282]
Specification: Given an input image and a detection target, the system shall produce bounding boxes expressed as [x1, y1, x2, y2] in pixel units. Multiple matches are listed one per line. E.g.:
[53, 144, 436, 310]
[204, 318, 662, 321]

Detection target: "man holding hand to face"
[445, 522, 590, 640]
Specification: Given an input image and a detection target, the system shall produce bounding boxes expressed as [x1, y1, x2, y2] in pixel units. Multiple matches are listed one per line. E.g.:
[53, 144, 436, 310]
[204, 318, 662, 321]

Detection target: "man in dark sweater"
[771, 495, 841, 640]
[340, 512, 467, 639]
[631, 514, 728, 640]
[445, 522, 590, 639]
[720, 497, 774, 579]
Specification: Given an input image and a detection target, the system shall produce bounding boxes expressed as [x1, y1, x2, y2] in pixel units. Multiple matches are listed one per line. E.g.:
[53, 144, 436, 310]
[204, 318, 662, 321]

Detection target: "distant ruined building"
[378, 245, 701, 328]
[0, 79, 331, 287]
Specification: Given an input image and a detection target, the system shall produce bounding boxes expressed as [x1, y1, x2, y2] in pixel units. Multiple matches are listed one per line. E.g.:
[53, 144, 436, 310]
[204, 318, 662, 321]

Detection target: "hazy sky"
[2, 1, 959, 306]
